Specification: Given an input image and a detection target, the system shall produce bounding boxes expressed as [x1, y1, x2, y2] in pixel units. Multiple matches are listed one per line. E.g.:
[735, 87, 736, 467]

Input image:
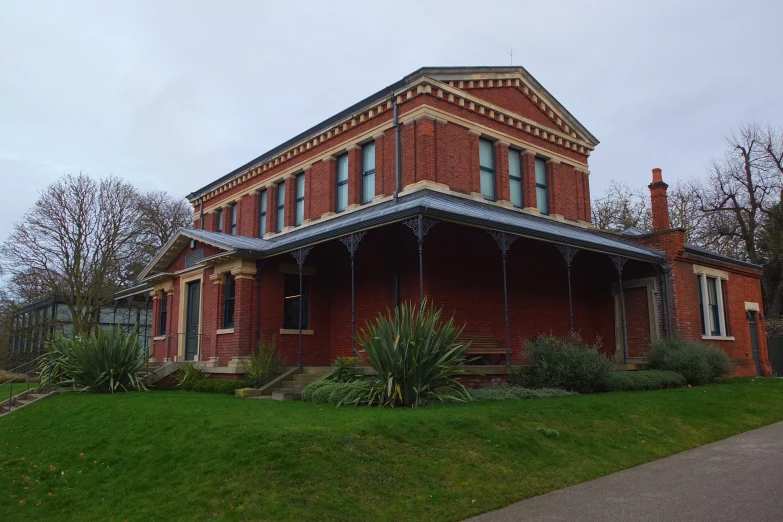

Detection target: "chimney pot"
[652, 168, 663, 183]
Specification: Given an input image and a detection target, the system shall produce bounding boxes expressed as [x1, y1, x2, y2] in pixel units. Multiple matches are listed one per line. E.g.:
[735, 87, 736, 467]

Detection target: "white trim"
[744, 301, 760, 312]
[694, 267, 729, 338]
[692, 264, 729, 279]
[216, 328, 235, 335]
[279, 329, 314, 335]
[702, 335, 735, 341]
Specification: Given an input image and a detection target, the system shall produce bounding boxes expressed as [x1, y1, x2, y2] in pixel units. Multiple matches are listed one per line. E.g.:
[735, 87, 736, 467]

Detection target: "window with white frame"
[535, 157, 549, 214]
[361, 142, 376, 204]
[336, 153, 348, 212]
[695, 266, 729, 338]
[294, 173, 305, 226]
[479, 138, 496, 201]
[508, 148, 523, 208]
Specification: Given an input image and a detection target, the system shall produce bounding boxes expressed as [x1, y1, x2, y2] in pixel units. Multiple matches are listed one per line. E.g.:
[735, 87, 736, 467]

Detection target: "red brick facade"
[144, 67, 769, 377]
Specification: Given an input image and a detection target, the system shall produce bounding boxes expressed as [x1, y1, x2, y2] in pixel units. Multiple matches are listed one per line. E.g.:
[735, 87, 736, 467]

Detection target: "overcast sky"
[1, 0, 782, 242]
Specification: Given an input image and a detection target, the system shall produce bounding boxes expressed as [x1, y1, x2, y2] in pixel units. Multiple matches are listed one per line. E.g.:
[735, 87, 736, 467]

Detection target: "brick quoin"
[141, 67, 768, 377]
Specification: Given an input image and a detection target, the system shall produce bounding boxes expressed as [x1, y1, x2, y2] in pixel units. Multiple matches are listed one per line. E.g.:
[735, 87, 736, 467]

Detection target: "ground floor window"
[223, 274, 235, 328]
[283, 273, 309, 329]
[696, 271, 728, 337]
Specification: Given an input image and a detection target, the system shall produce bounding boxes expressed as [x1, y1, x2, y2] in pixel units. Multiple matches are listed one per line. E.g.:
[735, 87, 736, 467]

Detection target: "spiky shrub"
[174, 363, 208, 389]
[521, 333, 613, 393]
[646, 337, 732, 385]
[329, 356, 362, 382]
[355, 300, 470, 407]
[243, 336, 285, 388]
[38, 327, 148, 393]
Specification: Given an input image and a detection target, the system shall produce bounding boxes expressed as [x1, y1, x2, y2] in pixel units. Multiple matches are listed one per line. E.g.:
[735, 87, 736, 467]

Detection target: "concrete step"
[301, 367, 332, 375]
[27, 394, 47, 400]
[281, 380, 308, 390]
[271, 388, 302, 401]
[293, 373, 322, 383]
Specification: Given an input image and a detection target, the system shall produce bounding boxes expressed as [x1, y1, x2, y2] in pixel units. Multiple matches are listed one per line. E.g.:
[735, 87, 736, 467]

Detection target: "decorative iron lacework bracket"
[403, 215, 438, 240]
[555, 244, 579, 266]
[488, 230, 518, 253]
[290, 246, 313, 269]
[609, 254, 627, 274]
[339, 230, 367, 256]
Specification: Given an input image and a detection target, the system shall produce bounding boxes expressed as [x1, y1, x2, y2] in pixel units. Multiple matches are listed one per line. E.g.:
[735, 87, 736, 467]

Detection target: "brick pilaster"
[546, 159, 559, 216]
[414, 115, 436, 184]
[468, 129, 481, 195]
[347, 145, 361, 207]
[521, 151, 538, 212]
[496, 141, 510, 203]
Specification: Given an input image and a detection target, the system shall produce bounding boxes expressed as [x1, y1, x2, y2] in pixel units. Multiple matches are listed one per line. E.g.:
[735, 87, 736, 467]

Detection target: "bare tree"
[129, 190, 193, 279]
[0, 174, 142, 334]
[591, 180, 652, 231]
[697, 122, 783, 312]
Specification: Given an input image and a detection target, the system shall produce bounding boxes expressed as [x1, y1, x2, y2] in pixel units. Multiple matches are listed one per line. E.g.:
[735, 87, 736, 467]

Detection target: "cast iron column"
[291, 246, 313, 367]
[403, 215, 438, 306]
[609, 255, 629, 363]
[339, 231, 367, 356]
[555, 244, 579, 333]
[488, 230, 518, 366]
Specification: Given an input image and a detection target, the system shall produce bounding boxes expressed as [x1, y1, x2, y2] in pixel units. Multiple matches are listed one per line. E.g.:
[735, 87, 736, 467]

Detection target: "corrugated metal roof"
[142, 190, 663, 281]
[113, 283, 155, 300]
[684, 244, 760, 270]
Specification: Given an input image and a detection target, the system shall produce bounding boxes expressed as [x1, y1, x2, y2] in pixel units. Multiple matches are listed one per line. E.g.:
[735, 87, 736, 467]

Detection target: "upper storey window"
[295, 173, 305, 226]
[479, 139, 496, 201]
[336, 153, 349, 213]
[508, 149, 523, 208]
[535, 158, 549, 215]
[229, 203, 237, 235]
[276, 182, 286, 233]
[361, 142, 376, 204]
[258, 189, 267, 237]
[216, 208, 223, 233]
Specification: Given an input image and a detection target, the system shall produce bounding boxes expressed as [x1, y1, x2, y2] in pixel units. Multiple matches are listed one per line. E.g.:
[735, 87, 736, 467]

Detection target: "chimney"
[649, 168, 669, 231]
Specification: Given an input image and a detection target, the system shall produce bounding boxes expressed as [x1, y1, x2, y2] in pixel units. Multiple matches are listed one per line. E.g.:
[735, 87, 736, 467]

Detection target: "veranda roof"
[139, 189, 664, 281]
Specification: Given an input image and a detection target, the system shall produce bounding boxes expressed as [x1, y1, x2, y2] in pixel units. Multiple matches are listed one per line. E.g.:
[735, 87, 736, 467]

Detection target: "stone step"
[14, 400, 30, 407]
[282, 380, 308, 390]
[301, 367, 332, 375]
[271, 388, 302, 401]
[27, 394, 47, 400]
[292, 373, 322, 383]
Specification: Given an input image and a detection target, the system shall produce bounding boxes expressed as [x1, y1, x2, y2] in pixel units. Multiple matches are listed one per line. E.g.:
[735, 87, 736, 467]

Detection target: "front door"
[748, 311, 761, 376]
[185, 281, 201, 361]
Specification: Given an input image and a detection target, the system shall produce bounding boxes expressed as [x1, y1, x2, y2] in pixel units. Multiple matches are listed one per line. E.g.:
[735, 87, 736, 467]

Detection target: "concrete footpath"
[468, 421, 783, 522]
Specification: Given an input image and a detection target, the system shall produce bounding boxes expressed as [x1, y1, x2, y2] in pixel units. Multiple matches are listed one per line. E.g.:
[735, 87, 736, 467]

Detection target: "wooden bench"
[462, 333, 507, 365]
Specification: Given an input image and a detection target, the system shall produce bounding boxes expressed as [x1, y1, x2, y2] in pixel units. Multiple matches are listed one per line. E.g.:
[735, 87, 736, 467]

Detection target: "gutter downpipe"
[393, 90, 401, 202]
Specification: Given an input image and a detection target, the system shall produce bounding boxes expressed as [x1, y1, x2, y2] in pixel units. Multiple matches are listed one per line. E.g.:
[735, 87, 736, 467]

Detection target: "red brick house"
[135, 66, 770, 378]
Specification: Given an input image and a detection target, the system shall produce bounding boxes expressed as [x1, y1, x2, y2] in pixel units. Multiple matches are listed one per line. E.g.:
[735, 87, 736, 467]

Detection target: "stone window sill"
[216, 328, 235, 335]
[153, 335, 166, 341]
[701, 335, 735, 341]
[279, 329, 314, 335]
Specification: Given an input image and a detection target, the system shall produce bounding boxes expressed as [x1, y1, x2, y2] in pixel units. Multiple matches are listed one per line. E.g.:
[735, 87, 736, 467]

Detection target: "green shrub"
[243, 336, 285, 387]
[301, 380, 331, 402]
[537, 427, 560, 438]
[329, 356, 362, 382]
[605, 370, 686, 392]
[38, 327, 148, 393]
[521, 333, 613, 393]
[174, 363, 208, 389]
[309, 381, 340, 404]
[469, 386, 577, 401]
[647, 338, 732, 385]
[355, 300, 470, 407]
[183, 378, 253, 394]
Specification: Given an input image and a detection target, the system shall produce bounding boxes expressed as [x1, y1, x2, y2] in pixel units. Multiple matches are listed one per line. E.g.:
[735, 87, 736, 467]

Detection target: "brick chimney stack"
[649, 168, 669, 231]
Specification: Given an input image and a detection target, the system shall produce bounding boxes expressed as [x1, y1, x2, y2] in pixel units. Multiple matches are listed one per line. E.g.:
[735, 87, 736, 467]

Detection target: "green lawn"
[0, 381, 39, 400]
[1, 379, 782, 521]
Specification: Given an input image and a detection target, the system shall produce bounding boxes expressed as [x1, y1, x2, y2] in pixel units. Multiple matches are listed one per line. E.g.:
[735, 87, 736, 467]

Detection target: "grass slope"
[1, 379, 782, 521]
[0, 381, 39, 400]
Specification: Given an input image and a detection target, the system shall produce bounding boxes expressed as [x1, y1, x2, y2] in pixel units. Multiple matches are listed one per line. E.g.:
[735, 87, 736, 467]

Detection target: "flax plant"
[354, 300, 471, 407]
[38, 327, 148, 393]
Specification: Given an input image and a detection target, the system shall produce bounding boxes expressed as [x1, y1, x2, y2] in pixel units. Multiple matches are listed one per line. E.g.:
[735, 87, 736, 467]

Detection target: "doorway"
[748, 311, 761, 376]
[185, 281, 201, 361]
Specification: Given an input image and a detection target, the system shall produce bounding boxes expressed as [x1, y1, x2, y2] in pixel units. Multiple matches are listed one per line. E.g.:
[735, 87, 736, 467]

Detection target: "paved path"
[468, 422, 783, 522]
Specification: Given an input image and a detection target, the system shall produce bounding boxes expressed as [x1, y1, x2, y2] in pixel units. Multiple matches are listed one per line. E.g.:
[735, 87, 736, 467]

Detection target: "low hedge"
[302, 380, 369, 405]
[181, 378, 253, 395]
[647, 338, 732, 385]
[517, 333, 613, 393]
[605, 370, 686, 392]
[469, 386, 576, 401]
